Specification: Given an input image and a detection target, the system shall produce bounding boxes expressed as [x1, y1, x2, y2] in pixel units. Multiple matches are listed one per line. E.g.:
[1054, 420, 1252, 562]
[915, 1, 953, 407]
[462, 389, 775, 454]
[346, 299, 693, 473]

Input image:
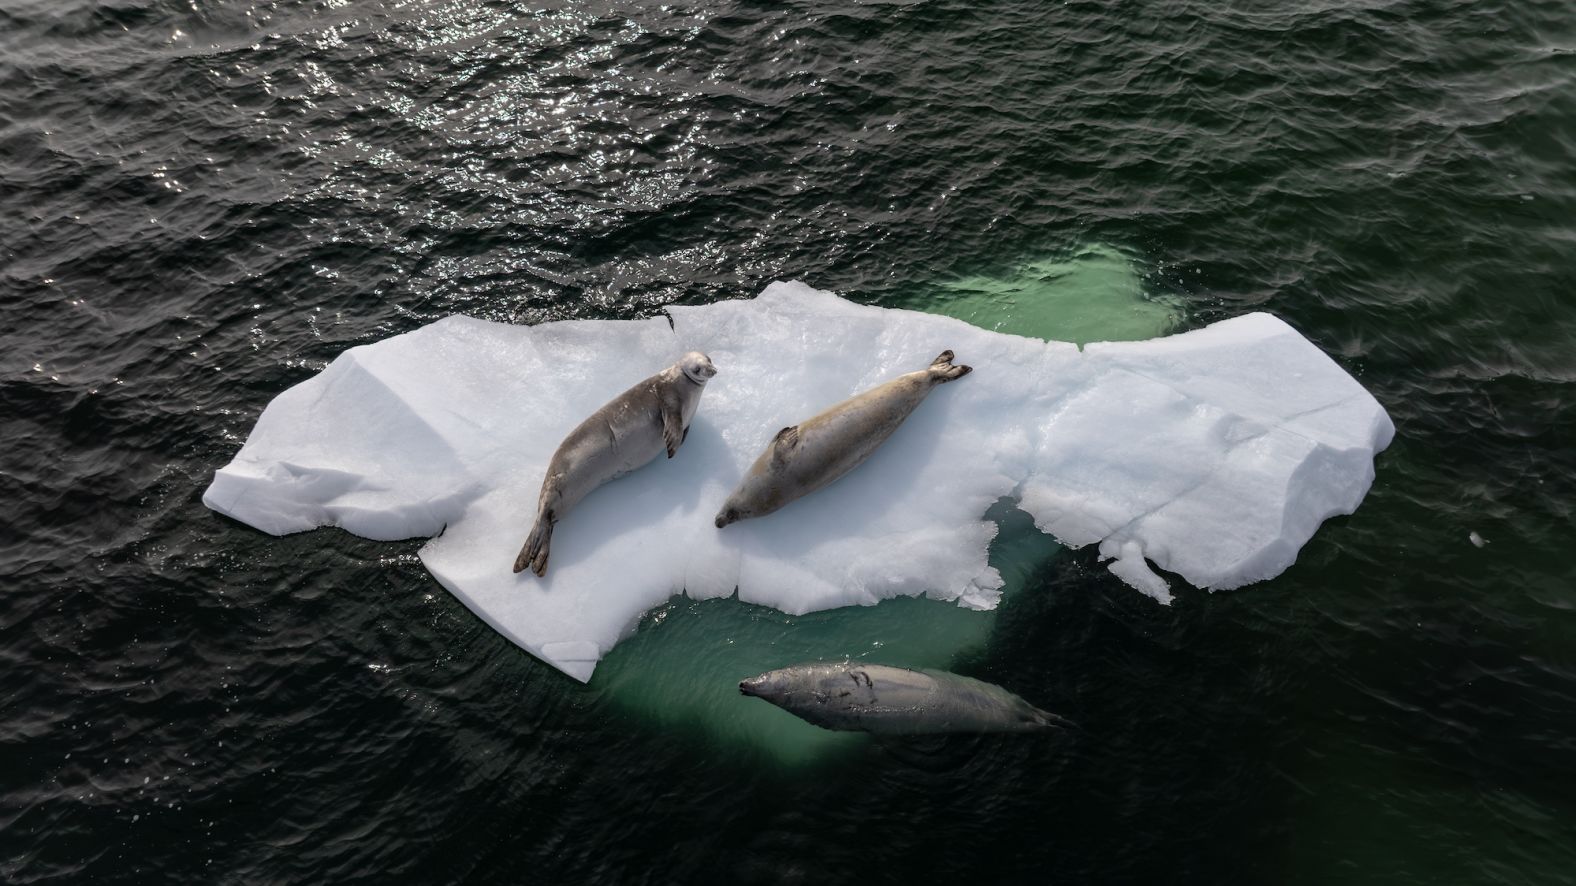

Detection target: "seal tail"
[513, 512, 554, 576]
[928, 349, 972, 383]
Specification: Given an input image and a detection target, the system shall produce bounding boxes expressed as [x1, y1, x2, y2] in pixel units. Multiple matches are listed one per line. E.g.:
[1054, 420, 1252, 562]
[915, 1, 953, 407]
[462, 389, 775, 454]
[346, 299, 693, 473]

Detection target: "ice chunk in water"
[204, 282, 1394, 681]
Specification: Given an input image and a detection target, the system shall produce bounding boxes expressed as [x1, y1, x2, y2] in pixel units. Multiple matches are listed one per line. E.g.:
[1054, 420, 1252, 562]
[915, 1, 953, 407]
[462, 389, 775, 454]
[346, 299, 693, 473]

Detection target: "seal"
[513, 351, 717, 576]
[714, 350, 970, 528]
[738, 662, 1072, 734]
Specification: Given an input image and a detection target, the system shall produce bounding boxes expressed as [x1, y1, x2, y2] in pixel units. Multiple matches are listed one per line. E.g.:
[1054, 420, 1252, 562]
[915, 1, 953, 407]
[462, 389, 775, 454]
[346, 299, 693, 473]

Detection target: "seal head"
[679, 351, 717, 385]
[738, 669, 795, 702]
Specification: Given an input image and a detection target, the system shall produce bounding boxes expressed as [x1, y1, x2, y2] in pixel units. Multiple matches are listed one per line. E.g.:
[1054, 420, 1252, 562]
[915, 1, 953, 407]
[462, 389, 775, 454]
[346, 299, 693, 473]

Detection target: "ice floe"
[204, 282, 1393, 680]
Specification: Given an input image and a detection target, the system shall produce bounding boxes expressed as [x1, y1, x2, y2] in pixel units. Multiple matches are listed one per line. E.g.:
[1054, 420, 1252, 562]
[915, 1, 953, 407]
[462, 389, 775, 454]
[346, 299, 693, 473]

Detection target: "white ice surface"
[204, 283, 1394, 681]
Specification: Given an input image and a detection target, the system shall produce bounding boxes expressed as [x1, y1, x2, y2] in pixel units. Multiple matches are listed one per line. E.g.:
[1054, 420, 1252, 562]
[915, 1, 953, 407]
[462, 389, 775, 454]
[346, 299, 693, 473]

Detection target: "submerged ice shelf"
[204, 283, 1394, 681]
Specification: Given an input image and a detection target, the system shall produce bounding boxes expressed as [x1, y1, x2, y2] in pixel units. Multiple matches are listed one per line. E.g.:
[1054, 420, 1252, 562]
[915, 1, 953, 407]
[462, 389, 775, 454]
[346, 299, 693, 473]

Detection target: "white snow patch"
[204, 282, 1394, 680]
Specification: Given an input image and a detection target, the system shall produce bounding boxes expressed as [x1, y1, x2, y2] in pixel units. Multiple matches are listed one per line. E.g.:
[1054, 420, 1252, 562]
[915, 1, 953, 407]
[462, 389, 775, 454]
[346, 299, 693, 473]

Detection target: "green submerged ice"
[589, 247, 1177, 763]
[918, 244, 1183, 346]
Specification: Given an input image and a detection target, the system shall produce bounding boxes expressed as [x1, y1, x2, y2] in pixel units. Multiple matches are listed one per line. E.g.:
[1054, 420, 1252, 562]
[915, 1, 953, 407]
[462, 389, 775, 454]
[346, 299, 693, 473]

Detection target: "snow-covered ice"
[204, 282, 1394, 681]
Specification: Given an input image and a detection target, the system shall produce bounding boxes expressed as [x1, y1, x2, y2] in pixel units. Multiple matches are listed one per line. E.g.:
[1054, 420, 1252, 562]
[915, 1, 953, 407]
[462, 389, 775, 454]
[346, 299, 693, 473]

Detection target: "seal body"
[514, 351, 716, 576]
[739, 662, 1070, 734]
[714, 350, 970, 528]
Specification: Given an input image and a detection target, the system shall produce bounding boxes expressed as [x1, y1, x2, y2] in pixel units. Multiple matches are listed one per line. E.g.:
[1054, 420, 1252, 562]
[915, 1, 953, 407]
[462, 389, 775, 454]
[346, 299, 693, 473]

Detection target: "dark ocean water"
[5, 0, 1576, 882]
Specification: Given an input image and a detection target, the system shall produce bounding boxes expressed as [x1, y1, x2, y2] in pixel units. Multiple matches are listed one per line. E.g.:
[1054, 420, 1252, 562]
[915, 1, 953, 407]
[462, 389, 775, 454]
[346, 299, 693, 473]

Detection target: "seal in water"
[713, 350, 970, 528]
[739, 662, 1071, 734]
[513, 351, 717, 576]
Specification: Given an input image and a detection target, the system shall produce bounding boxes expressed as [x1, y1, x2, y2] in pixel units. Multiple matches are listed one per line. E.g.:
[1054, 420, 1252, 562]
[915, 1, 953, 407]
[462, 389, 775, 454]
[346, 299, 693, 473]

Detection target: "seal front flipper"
[770, 425, 800, 466]
[660, 390, 684, 459]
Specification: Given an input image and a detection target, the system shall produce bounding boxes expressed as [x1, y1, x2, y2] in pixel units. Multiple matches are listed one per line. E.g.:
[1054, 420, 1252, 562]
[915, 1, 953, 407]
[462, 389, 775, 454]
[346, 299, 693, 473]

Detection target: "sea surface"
[4, 0, 1576, 883]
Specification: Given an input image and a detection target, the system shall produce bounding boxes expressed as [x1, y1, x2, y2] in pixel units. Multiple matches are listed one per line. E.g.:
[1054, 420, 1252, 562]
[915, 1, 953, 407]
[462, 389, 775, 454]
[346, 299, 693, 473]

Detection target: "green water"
[923, 244, 1183, 345]
[595, 500, 1059, 764]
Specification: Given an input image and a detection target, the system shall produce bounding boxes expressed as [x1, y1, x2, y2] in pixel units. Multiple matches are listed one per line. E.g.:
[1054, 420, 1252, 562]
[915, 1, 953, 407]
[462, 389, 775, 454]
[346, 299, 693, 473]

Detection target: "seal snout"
[739, 677, 764, 697]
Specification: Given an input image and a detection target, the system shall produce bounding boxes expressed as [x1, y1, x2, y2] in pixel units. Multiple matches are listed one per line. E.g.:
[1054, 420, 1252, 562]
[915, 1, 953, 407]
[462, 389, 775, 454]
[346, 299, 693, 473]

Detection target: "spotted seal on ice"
[714, 350, 969, 528]
[739, 662, 1071, 734]
[514, 351, 716, 576]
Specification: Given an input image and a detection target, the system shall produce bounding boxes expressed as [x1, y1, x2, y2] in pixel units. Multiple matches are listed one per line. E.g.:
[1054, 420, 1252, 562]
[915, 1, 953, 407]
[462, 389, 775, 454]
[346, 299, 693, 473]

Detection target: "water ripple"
[4, 0, 1576, 882]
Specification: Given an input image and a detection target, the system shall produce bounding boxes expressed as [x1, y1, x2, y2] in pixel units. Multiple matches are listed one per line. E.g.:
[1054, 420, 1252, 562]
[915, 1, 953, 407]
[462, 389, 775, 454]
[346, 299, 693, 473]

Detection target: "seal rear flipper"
[513, 513, 554, 577]
[928, 349, 972, 383]
[1029, 709, 1078, 731]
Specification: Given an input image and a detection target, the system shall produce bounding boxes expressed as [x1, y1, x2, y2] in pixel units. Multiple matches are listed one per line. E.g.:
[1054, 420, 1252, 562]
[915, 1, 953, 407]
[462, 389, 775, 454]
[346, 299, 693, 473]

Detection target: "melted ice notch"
[204, 283, 1393, 681]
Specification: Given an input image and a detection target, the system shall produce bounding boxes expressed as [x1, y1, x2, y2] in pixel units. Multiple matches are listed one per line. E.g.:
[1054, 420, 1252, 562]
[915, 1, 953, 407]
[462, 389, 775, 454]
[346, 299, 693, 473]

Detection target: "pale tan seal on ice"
[714, 350, 969, 528]
[514, 351, 717, 576]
